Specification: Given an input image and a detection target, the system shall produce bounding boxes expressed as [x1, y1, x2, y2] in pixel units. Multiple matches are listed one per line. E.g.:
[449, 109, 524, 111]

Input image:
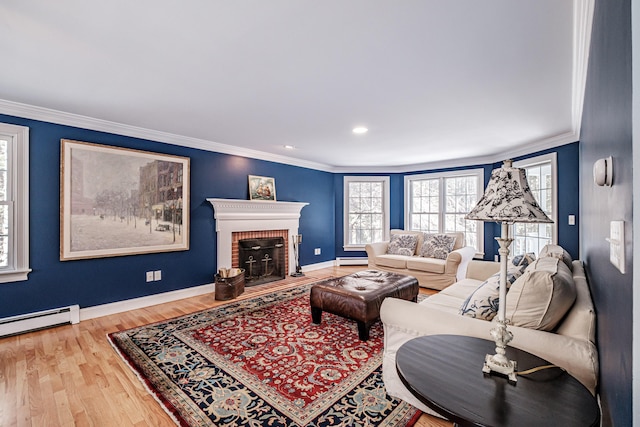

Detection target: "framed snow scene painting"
[60, 139, 190, 260]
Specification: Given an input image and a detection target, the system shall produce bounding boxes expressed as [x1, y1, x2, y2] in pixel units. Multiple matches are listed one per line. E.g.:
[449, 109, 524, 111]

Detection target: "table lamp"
[465, 160, 553, 382]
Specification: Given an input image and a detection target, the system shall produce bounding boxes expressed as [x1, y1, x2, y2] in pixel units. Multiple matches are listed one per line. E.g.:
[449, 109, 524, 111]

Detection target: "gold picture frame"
[60, 139, 190, 260]
[248, 175, 276, 201]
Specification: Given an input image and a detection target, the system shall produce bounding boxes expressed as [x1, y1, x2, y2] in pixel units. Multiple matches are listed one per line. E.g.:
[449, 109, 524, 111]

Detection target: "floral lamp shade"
[466, 160, 553, 224]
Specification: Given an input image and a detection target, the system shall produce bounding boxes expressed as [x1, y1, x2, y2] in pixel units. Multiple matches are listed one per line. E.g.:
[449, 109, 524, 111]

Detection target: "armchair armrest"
[451, 246, 477, 281]
[365, 241, 389, 258]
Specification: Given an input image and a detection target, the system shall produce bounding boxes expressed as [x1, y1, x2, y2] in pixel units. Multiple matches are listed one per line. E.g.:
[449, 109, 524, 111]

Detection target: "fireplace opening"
[238, 237, 286, 286]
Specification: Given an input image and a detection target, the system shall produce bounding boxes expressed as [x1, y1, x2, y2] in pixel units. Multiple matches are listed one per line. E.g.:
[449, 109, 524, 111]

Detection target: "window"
[343, 176, 390, 251]
[512, 153, 557, 256]
[405, 169, 484, 254]
[0, 123, 30, 283]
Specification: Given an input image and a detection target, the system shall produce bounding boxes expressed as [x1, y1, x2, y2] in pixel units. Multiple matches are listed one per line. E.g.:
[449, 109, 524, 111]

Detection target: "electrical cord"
[517, 364, 565, 376]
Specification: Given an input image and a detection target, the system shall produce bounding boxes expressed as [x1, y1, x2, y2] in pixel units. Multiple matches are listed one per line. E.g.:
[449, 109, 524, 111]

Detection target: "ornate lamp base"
[482, 319, 518, 384]
[483, 354, 518, 383]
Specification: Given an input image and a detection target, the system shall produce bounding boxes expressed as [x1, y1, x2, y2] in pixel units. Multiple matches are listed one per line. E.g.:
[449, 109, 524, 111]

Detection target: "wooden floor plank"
[0, 265, 452, 426]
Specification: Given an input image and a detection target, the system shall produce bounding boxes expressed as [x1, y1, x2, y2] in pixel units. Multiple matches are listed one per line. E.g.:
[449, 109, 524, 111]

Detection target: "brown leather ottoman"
[310, 270, 419, 341]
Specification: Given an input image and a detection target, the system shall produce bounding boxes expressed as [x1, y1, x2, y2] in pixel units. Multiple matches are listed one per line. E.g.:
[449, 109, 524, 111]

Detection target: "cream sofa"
[365, 229, 476, 290]
[380, 247, 599, 419]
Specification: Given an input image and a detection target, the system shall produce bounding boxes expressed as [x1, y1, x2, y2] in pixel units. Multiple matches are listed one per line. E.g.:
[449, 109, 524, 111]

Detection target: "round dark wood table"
[396, 334, 600, 427]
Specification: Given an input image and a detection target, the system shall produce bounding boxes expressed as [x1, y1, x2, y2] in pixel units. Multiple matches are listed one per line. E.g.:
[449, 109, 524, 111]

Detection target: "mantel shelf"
[207, 198, 309, 219]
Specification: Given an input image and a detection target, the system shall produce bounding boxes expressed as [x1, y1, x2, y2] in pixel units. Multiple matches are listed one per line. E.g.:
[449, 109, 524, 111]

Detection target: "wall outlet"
[146, 271, 154, 282]
[154, 270, 162, 281]
[314, 248, 321, 255]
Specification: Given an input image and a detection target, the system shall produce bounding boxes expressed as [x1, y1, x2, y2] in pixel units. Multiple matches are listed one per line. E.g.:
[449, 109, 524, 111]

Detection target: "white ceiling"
[0, 1, 592, 172]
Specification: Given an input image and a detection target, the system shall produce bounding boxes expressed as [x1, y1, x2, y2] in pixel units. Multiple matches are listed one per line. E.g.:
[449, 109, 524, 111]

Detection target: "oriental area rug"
[108, 283, 421, 427]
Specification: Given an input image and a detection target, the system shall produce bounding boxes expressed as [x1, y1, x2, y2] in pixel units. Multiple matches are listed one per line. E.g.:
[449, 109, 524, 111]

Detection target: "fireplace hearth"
[238, 237, 286, 286]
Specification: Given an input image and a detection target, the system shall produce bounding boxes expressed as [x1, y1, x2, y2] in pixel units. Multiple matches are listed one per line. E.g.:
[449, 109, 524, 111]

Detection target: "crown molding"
[0, 99, 335, 172]
[330, 130, 580, 174]
[0, 96, 583, 175]
[571, 0, 595, 141]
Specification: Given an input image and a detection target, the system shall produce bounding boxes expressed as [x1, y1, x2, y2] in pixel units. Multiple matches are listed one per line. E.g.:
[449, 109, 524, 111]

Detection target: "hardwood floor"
[0, 265, 452, 427]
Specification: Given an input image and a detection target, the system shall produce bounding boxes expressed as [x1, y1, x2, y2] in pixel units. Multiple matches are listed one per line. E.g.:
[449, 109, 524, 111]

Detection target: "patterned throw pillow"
[459, 260, 530, 320]
[459, 274, 501, 320]
[386, 234, 419, 256]
[419, 234, 456, 259]
[512, 252, 536, 269]
[508, 252, 536, 281]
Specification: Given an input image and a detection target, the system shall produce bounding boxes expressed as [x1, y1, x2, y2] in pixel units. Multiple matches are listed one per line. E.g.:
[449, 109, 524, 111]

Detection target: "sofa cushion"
[539, 244, 573, 271]
[375, 254, 409, 269]
[386, 233, 419, 256]
[419, 234, 456, 259]
[406, 257, 447, 273]
[505, 257, 576, 331]
[422, 278, 483, 315]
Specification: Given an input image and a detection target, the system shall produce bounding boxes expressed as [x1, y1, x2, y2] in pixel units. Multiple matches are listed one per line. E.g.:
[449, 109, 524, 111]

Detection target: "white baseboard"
[80, 283, 214, 321]
[80, 258, 367, 322]
[335, 257, 368, 266]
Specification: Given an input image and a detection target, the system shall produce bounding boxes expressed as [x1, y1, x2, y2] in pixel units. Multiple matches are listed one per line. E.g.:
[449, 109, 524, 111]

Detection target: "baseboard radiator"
[0, 305, 80, 337]
[335, 257, 369, 266]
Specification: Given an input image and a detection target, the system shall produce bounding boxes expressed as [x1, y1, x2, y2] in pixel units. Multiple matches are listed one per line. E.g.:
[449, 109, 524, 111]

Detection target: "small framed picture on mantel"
[248, 175, 276, 201]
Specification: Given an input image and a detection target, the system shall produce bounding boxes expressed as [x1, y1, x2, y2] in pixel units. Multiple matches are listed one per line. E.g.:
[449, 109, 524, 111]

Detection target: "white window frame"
[404, 169, 485, 256]
[343, 176, 390, 251]
[0, 123, 30, 283]
[513, 153, 558, 252]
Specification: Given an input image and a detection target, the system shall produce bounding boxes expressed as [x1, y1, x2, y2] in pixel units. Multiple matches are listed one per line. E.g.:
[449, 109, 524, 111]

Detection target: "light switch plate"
[608, 220, 625, 274]
[154, 270, 162, 281]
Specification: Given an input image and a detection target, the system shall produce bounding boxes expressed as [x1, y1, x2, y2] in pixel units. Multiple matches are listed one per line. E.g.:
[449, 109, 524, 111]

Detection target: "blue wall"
[580, 0, 633, 424]
[335, 143, 580, 262]
[0, 110, 581, 320]
[0, 114, 335, 318]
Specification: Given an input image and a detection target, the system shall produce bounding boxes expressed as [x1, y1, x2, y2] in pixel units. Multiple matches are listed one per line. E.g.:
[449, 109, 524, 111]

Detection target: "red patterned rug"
[109, 283, 421, 426]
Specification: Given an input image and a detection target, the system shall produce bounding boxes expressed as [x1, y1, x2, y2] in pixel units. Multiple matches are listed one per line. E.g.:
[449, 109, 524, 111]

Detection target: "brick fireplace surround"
[207, 199, 309, 277]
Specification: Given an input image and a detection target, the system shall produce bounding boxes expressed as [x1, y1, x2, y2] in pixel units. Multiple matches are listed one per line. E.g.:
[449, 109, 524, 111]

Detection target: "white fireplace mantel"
[207, 198, 309, 273]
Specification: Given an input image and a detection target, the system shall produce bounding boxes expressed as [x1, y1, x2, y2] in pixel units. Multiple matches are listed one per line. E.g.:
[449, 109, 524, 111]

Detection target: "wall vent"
[0, 305, 80, 337]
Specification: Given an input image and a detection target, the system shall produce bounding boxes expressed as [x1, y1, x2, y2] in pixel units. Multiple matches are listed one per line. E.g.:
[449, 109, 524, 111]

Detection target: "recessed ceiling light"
[352, 127, 368, 134]
[283, 145, 295, 149]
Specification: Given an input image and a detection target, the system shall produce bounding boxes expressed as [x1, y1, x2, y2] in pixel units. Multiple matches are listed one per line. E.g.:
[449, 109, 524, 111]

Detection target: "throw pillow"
[459, 274, 501, 320]
[420, 234, 456, 259]
[512, 252, 536, 268]
[539, 244, 573, 271]
[459, 265, 525, 320]
[507, 252, 536, 282]
[386, 233, 419, 256]
[505, 257, 577, 331]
